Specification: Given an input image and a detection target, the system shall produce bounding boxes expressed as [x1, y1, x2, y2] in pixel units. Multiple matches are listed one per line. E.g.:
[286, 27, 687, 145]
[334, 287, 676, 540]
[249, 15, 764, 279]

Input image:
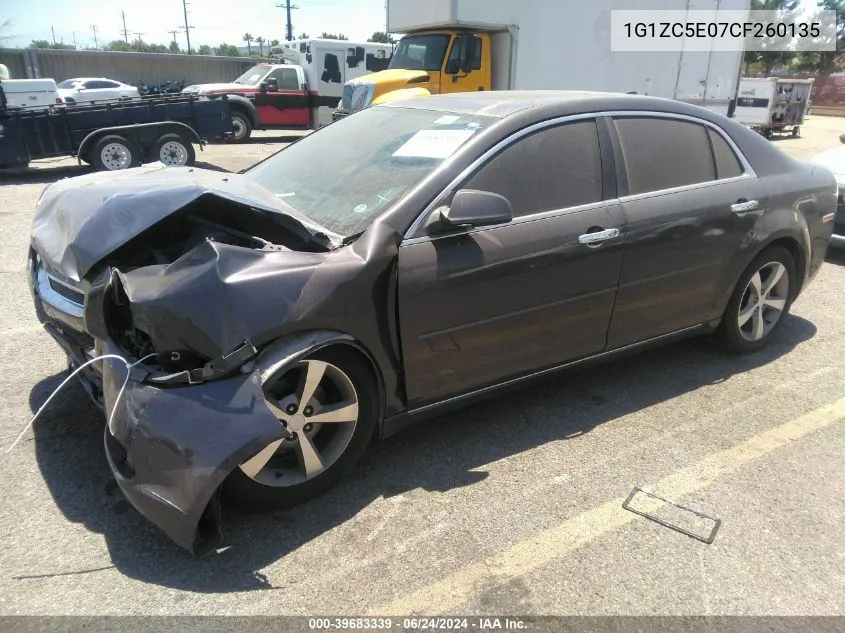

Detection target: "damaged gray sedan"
[28, 92, 835, 554]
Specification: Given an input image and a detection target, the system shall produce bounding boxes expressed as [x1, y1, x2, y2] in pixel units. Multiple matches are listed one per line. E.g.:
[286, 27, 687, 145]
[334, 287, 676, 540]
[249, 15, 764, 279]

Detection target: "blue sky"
[2, 0, 389, 48]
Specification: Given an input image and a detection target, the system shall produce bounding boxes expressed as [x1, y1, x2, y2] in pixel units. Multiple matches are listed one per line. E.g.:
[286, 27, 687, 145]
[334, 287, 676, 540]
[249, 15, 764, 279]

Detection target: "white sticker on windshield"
[393, 129, 476, 159]
[433, 115, 460, 125]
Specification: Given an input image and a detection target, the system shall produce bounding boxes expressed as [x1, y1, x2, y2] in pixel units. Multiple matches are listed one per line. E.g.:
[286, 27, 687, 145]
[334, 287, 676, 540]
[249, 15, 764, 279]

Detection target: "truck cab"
[336, 30, 491, 117]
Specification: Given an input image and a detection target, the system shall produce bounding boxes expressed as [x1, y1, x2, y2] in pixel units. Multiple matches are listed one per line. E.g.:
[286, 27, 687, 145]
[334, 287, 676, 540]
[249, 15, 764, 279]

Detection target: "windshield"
[233, 65, 270, 85]
[245, 106, 493, 237]
[389, 34, 451, 72]
[57, 79, 83, 89]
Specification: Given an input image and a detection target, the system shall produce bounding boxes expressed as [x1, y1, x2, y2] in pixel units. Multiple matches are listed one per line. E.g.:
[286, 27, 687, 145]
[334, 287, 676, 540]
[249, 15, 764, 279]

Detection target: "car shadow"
[27, 315, 816, 592]
[0, 164, 92, 185]
[825, 248, 845, 266]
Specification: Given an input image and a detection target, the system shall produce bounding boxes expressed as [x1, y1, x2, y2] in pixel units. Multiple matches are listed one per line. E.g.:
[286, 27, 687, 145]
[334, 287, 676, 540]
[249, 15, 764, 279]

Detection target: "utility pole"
[275, 1, 300, 42]
[51, 26, 56, 45]
[121, 11, 130, 43]
[72, 32, 78, 49]
[181, 0, 194, 54]
[133, 31, 144, 51]
[168, 29, 179, 44]
[90, 24, 99, 49]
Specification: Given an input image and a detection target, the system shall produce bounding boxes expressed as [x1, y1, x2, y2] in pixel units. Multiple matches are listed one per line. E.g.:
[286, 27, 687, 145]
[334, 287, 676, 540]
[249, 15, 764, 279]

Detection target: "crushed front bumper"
[98, 339, 286, 554]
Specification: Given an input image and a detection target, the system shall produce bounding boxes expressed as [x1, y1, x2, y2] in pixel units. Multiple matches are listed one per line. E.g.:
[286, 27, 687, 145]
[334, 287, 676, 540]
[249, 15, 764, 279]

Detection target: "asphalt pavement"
[0, 123, 842, 617]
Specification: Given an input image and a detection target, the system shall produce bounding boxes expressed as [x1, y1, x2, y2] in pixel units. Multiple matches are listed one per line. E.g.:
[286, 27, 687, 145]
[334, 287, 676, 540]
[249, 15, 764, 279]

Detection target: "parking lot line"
[370, 396, 845, 615]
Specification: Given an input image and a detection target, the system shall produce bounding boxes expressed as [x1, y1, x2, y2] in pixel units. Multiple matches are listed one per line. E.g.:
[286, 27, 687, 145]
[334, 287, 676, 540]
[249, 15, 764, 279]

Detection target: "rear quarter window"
[708, 129, 745, 179]
[614, 117, 716, 195]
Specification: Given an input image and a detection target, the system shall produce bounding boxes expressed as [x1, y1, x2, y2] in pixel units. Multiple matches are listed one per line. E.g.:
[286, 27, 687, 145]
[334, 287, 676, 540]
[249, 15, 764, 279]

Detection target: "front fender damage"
[101, 330, 353, 555]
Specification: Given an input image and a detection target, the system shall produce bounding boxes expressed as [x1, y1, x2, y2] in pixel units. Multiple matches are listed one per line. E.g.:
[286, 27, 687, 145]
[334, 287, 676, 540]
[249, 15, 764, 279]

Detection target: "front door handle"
[731, 199, 759, 214]
[578, 228, 620, 245]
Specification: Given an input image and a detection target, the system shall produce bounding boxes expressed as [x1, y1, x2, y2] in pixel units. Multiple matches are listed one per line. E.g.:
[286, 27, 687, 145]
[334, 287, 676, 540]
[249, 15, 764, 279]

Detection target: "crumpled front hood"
[31, 165, 316, 282]
[182, 83, 252, 94]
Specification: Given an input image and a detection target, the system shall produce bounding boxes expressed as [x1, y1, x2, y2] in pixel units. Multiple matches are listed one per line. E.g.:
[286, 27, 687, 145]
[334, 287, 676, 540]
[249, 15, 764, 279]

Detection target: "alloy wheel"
[239, 359, 359, 486]
[737, 261, 789, 342]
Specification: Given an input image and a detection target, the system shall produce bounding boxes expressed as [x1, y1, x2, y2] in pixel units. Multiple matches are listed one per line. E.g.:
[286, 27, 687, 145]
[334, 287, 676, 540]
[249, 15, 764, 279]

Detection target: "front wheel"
[719, 246, 797, 353]
[224, 347, 378, 509]
[231, 112, 252, 142]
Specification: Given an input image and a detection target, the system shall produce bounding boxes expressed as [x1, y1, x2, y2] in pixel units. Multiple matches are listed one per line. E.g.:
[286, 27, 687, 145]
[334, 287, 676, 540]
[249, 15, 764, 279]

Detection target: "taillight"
[56, 97, 63, 104]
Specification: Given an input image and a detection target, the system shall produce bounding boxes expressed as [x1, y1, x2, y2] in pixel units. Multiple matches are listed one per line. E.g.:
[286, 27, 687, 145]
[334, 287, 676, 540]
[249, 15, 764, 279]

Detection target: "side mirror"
[263, 77, 278, 92]
[435, 189, 513, 231]
[839, 133, 845, 145]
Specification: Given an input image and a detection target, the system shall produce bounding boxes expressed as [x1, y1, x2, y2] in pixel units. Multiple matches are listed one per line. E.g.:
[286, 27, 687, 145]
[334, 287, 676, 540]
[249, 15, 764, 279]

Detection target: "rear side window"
[708, 129, 744, 179]
[464, 120, 603, 217]
[614, 117, 715, 195]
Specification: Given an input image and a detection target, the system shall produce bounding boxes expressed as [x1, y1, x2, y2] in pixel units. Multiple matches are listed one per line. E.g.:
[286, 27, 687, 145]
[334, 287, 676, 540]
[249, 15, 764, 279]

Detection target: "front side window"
[614, 117, 716, 195]
[268, 68, 300, 90]
[463, 120, 604, 217]
[389, 34, 450, 72]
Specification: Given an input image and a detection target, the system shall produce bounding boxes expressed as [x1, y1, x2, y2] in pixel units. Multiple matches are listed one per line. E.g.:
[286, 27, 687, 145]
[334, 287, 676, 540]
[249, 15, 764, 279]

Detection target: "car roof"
[65, 77, 121, 83]
[380, 90, 712, 119]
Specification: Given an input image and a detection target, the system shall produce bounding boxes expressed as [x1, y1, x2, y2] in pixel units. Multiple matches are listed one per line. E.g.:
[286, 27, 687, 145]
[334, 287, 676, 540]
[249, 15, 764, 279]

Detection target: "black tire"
[152, 133, 196, 167]
[90, 134, 140, 171]
[231, 111, 252, 142]
[791, 126, 800, 138]
[718, 245, 797, 354]
[224, 347, 378, 510]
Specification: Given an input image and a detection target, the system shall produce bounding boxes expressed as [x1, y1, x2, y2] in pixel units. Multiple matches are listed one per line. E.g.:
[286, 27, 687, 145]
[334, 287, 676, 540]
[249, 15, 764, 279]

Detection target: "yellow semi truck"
[334, 0, 749, 120]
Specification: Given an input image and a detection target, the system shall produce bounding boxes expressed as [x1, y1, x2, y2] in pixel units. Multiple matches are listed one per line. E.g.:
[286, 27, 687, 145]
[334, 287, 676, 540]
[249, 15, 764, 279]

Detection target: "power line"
[121, 11, 130, 43]
[275, 1, 300, 42]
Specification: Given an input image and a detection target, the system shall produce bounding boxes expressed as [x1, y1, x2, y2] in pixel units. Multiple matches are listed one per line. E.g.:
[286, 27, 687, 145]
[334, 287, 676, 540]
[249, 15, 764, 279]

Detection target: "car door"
[256, 67, 310, 127]
[605, 115, 765, 349]
[442, 33, 486, 93]
[398, 118, 625, 406]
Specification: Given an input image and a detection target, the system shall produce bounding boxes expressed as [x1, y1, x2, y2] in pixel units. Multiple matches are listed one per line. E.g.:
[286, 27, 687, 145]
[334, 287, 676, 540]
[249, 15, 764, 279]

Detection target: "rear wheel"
[152, 133, 195, 167]
[91, 135, 139, 171]
[224, 347, 378, 509]
[719, 246, 796, 353]
[231, 111, 252, 142]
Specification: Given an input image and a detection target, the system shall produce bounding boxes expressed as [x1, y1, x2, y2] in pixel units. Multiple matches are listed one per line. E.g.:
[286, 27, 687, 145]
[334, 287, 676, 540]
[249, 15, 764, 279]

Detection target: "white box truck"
[733, 77, 814, 138]
[335, 0, 749, 118]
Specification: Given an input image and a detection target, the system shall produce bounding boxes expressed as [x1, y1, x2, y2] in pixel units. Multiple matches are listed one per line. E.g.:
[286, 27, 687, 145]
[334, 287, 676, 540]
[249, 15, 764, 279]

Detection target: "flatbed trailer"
[0, 91, 234, 171]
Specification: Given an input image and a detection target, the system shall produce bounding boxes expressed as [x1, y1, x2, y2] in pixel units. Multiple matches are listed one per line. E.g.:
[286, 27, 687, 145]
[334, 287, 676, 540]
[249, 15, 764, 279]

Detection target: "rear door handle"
[578, 228, 620, 245]
[731, 199, 759, 214]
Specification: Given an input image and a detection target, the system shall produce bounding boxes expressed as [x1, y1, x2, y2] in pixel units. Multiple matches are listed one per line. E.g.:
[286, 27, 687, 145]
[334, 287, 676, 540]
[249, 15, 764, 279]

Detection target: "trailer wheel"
[791, 126, 800, 138]
[91, 135, 140, 171]
[231, 111, 252, 142]
[153, 133, 196, 167]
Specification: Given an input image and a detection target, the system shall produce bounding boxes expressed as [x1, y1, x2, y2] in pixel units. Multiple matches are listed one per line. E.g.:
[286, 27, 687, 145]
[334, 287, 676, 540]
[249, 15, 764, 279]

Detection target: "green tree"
[104, 39, 132, 52]
[216, 43, 240, 56]
[197, 44, 212, 55]
[743, 0, 801, 76]
[320, 32, 347, 40]
[29, 39, 75, 50]
[368, 31, 394, 44]
[298, 33, 309, 40]
[270, 38, 280, 47]
[256, 36, 265, 56]
[242, 32, 253, 55]
[796, 0, 845, 74]
[169, 40, 180, 53]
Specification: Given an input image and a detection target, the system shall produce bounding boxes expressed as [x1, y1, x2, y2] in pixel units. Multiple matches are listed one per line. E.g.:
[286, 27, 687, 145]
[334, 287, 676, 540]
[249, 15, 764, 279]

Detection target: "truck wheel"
[153, 133, 196, 167]
[791, 126, 800, 138]
[91, 135, 139, 171]
[231, 112, 252, 142]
